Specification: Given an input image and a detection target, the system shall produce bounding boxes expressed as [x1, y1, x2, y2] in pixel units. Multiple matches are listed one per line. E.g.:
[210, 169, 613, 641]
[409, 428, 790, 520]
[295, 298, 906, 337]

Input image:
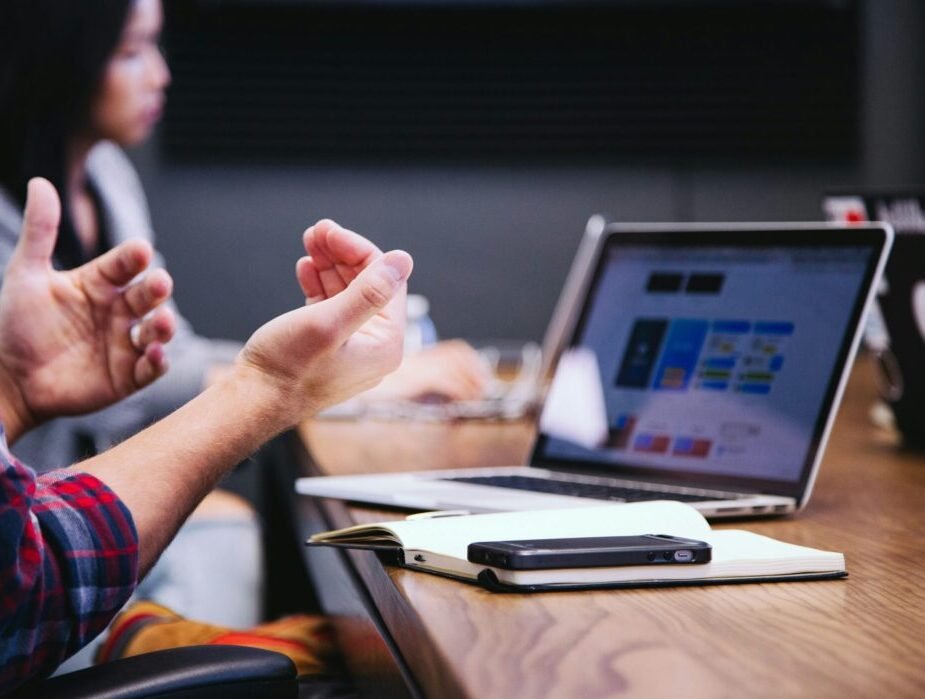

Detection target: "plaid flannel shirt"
[0, 425, 138, 694]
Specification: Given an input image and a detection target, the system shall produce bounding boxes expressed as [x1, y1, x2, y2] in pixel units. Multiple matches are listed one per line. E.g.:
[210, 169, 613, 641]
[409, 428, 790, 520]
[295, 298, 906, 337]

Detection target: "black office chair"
[11, 646, 297, 699]
[14, 646, 360, 699]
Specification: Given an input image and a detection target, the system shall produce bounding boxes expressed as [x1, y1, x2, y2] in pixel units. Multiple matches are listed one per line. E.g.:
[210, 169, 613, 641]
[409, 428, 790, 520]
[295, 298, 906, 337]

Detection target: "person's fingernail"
[383, 251, 413, 282]
[151, 269, 173, 297]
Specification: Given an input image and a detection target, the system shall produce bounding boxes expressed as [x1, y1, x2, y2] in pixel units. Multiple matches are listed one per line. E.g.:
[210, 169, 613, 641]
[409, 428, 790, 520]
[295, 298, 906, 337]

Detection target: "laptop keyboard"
[444, 475, 729, 503]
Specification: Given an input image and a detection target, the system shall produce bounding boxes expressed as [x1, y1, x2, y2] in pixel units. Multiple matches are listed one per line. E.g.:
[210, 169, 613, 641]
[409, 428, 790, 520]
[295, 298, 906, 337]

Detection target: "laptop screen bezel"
[529, 223, 890, 499]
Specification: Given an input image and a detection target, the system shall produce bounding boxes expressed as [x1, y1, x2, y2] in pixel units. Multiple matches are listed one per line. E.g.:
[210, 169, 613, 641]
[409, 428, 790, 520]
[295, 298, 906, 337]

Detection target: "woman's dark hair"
[0, 0, 133, 266]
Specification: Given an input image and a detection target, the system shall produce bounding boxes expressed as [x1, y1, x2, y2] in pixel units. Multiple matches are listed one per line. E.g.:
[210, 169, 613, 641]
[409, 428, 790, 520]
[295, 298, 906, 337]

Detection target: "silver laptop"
[297, 222, 893, 518]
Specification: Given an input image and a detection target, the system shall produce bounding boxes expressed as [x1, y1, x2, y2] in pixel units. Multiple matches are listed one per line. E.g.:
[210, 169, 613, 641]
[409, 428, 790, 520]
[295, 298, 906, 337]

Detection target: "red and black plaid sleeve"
[0, 426, 138, 694]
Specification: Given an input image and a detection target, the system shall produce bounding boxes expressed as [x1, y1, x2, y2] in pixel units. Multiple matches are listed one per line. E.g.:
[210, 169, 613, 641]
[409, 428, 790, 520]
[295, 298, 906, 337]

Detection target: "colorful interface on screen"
[540, 243, 872, 484]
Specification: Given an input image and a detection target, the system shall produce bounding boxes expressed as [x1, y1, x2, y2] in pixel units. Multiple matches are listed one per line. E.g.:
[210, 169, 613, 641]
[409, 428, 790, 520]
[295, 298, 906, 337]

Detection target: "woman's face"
[89, 0, 171, 146]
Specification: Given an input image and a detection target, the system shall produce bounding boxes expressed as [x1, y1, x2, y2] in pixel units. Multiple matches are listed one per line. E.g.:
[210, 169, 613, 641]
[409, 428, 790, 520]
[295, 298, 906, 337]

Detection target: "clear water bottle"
[405, 294, 438, 355]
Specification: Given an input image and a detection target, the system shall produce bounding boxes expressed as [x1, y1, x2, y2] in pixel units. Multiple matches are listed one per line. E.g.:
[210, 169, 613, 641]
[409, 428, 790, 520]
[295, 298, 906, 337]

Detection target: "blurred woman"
[0, 1, 242, 470]
[0, 0, 487, 446]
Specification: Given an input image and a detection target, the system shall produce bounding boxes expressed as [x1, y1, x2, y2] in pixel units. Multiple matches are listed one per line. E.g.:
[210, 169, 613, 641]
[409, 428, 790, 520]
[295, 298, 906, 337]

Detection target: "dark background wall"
[131, 0, 925, 344]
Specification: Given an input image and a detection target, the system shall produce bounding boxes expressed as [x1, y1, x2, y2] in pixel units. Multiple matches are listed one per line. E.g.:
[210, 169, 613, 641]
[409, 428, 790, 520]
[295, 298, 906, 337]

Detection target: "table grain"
[299, 356, 925, 698]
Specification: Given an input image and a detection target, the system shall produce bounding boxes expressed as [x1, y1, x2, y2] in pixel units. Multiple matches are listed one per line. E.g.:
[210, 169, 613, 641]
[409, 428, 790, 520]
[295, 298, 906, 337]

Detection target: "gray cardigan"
[0, 142, 241, 470]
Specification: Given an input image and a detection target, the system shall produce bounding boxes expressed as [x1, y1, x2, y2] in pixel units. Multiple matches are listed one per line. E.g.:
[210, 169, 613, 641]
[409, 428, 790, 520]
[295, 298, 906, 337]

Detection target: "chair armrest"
[20, 645, 297, 699]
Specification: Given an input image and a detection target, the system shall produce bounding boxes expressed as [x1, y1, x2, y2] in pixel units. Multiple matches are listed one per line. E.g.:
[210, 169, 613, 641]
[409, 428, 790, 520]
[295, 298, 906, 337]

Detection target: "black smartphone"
[467, 534, 711, 570]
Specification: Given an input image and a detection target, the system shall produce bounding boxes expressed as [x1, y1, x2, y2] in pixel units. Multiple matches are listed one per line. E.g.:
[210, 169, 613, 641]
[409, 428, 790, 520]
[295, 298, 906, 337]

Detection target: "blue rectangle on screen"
[700, 381, 729, 391]
[653, 319, 709, 391]
[703, 357, 737, 370]
[739, 383, 772, 395]
[754, 322, 795, 336]
[634, 434, 653, 450]
[712, 320, 751, 334]
[615, 319, 669, 389]
[769, 355, 784, 371]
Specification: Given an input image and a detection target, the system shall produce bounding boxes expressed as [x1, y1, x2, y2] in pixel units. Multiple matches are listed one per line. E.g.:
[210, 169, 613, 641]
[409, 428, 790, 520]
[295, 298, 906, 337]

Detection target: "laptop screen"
[532, 227, 887, 497]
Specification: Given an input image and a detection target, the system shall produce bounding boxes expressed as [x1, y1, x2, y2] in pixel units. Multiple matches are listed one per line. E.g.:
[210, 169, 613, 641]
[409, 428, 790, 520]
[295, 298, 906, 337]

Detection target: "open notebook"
[307, 501, 846, 592]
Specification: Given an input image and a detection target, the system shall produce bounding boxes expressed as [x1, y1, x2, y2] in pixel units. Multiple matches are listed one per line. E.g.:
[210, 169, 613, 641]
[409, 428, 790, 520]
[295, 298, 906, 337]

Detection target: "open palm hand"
[0, 179, 175, 440]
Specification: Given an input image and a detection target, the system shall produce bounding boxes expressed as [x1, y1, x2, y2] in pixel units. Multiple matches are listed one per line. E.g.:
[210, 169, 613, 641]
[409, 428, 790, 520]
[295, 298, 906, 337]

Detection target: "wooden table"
[296, 356, 925, 698]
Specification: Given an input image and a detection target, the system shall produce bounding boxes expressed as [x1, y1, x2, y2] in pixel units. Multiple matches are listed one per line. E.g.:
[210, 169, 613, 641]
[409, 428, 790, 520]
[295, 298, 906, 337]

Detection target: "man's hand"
[81, 219, 409, 571]
[234, 219, 413, 425]
[295, 225, 486, 404]
[0, 178, 176, 442]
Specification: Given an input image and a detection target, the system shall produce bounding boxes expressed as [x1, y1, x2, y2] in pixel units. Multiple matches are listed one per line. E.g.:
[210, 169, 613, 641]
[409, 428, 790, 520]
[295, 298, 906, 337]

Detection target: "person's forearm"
[80, 367, 292, 574]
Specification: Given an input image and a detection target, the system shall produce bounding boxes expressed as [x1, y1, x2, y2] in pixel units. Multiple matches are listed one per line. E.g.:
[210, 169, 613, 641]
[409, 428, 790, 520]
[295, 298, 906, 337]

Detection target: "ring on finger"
[129, 323, 143, 351]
